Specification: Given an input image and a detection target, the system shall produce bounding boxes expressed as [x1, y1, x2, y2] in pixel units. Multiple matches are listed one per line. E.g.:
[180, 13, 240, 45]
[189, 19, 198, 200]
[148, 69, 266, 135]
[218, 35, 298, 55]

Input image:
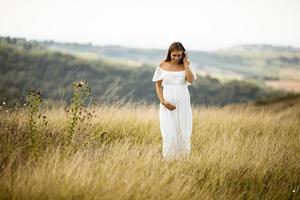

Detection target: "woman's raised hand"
[183, 51, 190, 66]
[161, 100, 176, 110]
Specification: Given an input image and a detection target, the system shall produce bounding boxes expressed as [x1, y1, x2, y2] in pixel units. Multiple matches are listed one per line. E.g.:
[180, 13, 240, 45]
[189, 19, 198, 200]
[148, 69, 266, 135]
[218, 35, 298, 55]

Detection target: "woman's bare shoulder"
[159, 61, 169, 69]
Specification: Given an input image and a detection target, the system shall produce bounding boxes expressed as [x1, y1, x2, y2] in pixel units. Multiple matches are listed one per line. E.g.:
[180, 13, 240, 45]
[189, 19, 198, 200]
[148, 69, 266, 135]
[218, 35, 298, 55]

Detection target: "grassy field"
[0, 99, 299, 200]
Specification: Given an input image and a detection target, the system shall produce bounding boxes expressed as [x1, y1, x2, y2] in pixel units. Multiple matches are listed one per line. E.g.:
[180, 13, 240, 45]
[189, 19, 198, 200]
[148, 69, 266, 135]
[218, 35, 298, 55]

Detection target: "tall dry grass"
[0, 101, 299, 200]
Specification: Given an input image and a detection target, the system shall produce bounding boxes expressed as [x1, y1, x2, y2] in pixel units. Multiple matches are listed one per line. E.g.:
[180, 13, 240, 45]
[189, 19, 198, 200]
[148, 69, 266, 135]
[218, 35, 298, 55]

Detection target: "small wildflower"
[2, 101, 5, 105]
[293, 189, 296, 193]
[102, 131, 108, 136]
[74, 81, 85, 88]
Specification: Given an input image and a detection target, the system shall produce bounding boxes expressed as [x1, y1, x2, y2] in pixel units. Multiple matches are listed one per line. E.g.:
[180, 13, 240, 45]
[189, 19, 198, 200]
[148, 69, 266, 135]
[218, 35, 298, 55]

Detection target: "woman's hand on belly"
[162, 100, 176, 111]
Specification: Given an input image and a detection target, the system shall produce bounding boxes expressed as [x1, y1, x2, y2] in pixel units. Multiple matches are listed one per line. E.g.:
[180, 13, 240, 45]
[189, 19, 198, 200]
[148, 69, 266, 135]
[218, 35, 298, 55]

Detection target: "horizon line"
[1, 34, 300, 52]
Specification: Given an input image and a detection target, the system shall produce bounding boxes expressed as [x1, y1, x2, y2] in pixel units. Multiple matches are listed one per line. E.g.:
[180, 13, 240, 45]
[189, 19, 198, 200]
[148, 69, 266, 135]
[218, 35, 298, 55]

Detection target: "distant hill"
[40, 40, 300, 82]
[0, 36, 293, 107]
[41, 40, 166, 67]
[249, 93, 300, 116]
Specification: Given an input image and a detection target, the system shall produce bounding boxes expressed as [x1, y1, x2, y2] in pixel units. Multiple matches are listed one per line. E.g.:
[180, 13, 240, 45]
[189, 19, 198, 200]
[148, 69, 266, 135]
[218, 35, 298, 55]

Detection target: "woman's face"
[170, 50, 183, 63]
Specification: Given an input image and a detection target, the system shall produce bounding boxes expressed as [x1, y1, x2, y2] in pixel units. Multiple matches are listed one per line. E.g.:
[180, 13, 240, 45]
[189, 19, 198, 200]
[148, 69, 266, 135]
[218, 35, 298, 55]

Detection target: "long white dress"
[152, 65, 197, 160]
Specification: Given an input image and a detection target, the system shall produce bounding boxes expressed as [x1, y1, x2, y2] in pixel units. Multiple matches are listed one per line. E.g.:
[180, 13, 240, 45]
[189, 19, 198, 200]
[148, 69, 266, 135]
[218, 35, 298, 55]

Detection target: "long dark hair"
[164, 42, 186, 64]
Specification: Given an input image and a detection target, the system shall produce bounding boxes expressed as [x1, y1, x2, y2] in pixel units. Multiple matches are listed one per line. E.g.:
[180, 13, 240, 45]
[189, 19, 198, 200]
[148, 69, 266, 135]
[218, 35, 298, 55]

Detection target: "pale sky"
[1, 0, 300, 51]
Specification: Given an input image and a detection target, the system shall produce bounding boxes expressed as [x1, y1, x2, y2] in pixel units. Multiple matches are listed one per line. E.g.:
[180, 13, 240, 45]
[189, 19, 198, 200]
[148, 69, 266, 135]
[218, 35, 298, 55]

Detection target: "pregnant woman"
[152, 42, 197, 160]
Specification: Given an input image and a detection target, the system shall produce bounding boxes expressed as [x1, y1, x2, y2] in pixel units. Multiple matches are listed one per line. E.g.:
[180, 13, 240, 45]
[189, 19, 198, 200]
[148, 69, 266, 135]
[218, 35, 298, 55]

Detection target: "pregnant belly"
[163, 86, 189, 105]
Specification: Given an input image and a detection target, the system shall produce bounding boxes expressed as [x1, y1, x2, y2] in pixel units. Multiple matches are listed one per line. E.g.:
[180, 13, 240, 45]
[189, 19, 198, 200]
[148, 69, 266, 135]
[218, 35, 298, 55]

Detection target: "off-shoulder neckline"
[158, 66, 185, 72]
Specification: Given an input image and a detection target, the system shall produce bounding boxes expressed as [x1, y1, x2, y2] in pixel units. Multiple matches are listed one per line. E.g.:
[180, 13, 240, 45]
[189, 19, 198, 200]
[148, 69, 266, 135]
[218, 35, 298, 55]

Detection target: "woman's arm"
[155, 81, 176, 110]
[155, 80, 165, 103]
[185, 65, 195, 84]
[183, 52, 195, 84]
